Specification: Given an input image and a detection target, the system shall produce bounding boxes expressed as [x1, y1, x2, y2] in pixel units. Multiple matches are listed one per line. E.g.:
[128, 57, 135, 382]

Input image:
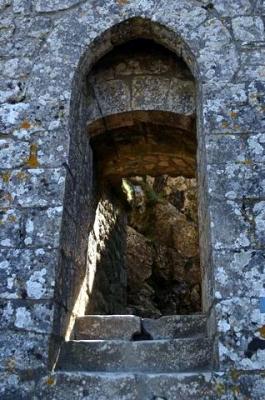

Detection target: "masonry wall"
[0, 0, 265, 398]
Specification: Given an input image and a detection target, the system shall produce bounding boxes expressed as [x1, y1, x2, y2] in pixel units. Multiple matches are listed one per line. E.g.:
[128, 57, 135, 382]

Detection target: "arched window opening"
[85, 39, 200, 318]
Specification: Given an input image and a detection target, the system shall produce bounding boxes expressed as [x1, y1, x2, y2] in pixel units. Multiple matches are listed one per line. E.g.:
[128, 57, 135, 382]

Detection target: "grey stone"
[0, 0, 265, 394]
[213, 249, 265, 298]
[74, 315, 141, 340]
[132, 76, 170, 111]
[0, 0, 11, 11]
[57, 337, 212, 373]
[207, 163, 260, 200]
[142, 315, 207, 339]
[253, 201, 265, 247]
[210, 0, 252, 16]
[1, 168, 66, 208]
[13, 0, 31, 14]
[0, 248, 56, 299]
[210, 199, 251, 250]
[24, 206, 63, 247]
[232, 17, 265, 42]
[0, 139, 29, 169]
[0, 299, 53, 333]
[36, 0, 82, 12]
[32, 371, 265, 400]
[0, 329, 48, 371]
[0, 208, 23, 248]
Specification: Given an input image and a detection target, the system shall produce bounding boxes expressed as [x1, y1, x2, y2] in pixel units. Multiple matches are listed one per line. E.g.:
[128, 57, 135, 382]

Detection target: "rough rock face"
[124, 175, 201, 317]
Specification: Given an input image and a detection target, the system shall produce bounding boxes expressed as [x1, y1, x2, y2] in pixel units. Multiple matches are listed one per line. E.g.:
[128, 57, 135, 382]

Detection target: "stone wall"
[0, 0, 265, 397]
[125, 175, 201, 317]
[85, 190, 127, 315]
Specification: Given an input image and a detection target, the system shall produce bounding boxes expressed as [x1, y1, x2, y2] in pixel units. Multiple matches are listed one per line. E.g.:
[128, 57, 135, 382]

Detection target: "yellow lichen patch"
[26, 144, 39, 168]
[8, 214, 16, 223]
[259, 325, 265, 338]
[16, 171, 27, 180]
[230, 111, 238, 119]
[20, 120, 31, 129]
[230, 368, 240, 382]
[241, 159, 252, 165]
[222, 121, 229, 128]
[215, 383, 226, 396]
[232, 386, 241, 395]
[1, 171, 11, 183]
[116, 0, 128, 4]
[5, 358, 16, 372]
[2, 192, 13, 206]
[46, 376, 56, 386]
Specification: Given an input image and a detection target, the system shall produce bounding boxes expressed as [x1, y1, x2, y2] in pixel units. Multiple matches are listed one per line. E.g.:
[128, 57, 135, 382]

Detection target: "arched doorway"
[83, 39, 200, 318]
[51, 19, 216, 371]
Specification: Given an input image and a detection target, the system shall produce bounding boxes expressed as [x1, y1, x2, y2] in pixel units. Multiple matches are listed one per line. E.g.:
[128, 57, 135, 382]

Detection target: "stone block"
[216, 297, 265, 370]
[142, 314, 207, 339]
[13, 0, 31, 14]
[0, 139, 29, 169]
[93, 79, 131, 116]
[1, 168, 65, 208]
[75, 315, 141, 340]
[0, 330, 49, 371]
[0, 299, 53, 333]
[253, 201, 265, 247]
[36, 0, 82, 12]
[0, 208, 23, 248]
[0, 248, 56, 299]
[167, 79, 195, 115]
[202, 83, 253, 134]
[206, 134, 247, 164]
[210, 0, 252, 16]
[24, 206, 63, 247]
[247, 134, 265, 163]
[213, 249, 265, 298]
[207, 163, 260, 200]
[57, 337, 212, 373]
[132, 76, 170, 110]
[209, 199, 251, 250]
[232, 17, 264, 42]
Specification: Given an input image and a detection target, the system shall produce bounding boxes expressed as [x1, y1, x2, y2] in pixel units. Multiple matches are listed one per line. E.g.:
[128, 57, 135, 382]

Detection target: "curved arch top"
[27, 0, 239, 109]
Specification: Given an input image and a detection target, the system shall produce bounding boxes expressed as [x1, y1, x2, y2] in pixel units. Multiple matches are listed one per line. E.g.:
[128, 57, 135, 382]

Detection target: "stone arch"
[24, 3, 238, 368]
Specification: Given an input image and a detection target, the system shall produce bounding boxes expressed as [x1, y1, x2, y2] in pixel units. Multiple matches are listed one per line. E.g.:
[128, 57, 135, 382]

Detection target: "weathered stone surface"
[57, 337, 212, 373]
[216, 297, 265, 370]
[75, 315, 141, 340]
[210, 199, 251, 250]
[209, 0, 252, 16]
[232, 17, 264, 43]
[0, 248, 56, 299]
[125, 176, 201, 317]
[0, 0, 265, 394]
[253, 202, 265, 248]
[24, 206, 63, 247]
[13, 0, 32, 14]
[0, 139, 29, 168]
[35, 0, 82, 12]
[213, 250, 265, 299]
[142, 314, 207, 339]
[25, 371, 263, 400]
[208, 163, 260, 200]
[0, 330, 48, 371]
[0, 208, 23, 248]
[1, 168, 65, 208]
[0, 299, 53, 333]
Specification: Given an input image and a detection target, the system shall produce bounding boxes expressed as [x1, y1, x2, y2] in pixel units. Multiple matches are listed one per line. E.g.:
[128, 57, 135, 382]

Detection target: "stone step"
[57, 337, 212, 373]
[74, 315, 141, 340]
[142, 314, 207, 339]
[74, 314, 207, 340]
[36, 371, 220, 400]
